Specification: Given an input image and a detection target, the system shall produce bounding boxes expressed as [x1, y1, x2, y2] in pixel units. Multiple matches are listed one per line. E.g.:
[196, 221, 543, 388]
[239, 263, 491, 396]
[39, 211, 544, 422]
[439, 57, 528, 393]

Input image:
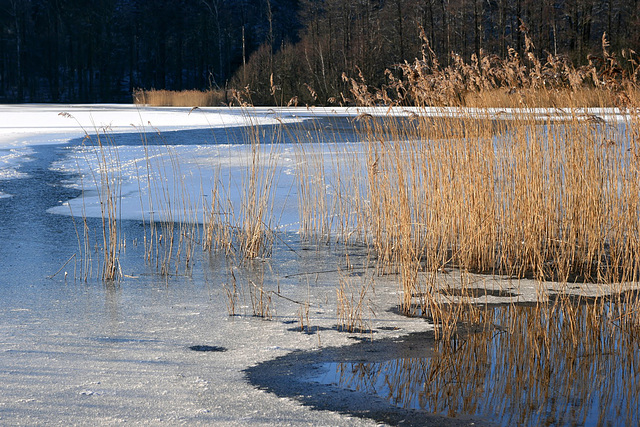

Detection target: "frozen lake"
[0, 105, 433, 426]
[1, 104, 639, 426]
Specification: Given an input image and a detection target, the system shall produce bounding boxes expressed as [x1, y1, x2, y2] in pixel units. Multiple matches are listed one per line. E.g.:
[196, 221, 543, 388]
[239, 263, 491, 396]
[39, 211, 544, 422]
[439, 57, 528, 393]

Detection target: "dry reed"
[113, 38, 640, 340]
[289, 34, 640, 339]
[336, 269, 374, 333]
[133, 88, 229, 107]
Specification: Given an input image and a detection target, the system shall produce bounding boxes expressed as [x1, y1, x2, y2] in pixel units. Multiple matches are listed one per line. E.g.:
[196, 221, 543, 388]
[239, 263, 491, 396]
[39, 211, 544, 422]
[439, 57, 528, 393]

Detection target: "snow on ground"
[3, 103, 625, 224]
[0, 104, 301, 147]
[47, 142, 298, 227]
[0, 103, 626, 148]
[0, 103, 306, 176]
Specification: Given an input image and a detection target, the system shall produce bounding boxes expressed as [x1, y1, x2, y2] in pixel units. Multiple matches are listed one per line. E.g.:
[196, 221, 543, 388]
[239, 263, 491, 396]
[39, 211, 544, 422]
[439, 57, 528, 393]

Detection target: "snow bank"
[0, 104, 308, 202]
[2, 104, 626, 149]
[0, 104, 307, 149]
[47, 143, 302, 229]
[2, 103, 630, 225]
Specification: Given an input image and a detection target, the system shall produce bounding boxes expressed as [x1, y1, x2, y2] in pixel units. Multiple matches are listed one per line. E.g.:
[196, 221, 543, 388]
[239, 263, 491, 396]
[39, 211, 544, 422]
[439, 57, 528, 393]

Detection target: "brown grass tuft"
[133, 88, 230, 107]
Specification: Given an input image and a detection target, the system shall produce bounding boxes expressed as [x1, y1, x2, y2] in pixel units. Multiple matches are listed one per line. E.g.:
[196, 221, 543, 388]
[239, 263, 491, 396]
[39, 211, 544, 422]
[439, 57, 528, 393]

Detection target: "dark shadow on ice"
[189, 345, 227, 352]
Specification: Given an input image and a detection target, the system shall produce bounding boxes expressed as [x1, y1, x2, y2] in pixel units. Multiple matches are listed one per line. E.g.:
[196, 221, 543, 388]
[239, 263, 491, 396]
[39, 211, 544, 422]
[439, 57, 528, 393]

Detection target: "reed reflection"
[314, 300, 640, 426]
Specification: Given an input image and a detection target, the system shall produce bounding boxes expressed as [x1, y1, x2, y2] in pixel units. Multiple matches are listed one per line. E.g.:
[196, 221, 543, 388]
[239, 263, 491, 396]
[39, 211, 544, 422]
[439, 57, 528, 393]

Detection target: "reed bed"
[133, 88, 229, 107]
[375, 32, 639, 109]
[289, 35, 640, 338]
[380, 43, 637, 336]
[356, 111, 640, 276]
[75, 107, 638, 337]
[78, 32, 640, 342]
[50, 33, 638, 423]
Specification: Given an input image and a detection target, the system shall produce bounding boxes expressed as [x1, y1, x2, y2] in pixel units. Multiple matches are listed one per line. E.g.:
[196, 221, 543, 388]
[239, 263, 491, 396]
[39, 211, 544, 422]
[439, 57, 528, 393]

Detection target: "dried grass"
[133, 88, 229, 107]
[120, 38, 640, 339]
[303, 35, 640, 339]
[362, 32, 640, 109]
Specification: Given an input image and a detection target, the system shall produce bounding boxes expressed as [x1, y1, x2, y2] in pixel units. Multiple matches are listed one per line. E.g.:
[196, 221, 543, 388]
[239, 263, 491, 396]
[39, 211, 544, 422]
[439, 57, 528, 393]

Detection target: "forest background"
[2, 0, 639, 105]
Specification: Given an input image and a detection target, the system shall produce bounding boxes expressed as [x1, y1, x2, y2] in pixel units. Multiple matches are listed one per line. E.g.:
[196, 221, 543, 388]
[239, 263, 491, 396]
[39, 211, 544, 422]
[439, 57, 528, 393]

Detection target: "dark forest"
[2, 0, 639, 104]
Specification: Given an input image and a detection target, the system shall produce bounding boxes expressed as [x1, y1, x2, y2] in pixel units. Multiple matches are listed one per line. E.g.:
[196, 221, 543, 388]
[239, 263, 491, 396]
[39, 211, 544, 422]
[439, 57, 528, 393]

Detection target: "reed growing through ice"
[293, 33, 640, 338]
[238, 117, 280, 259]
[55, 113, 124, 281]
[70, 30, 640, 343]
[70, 127, 123, 282]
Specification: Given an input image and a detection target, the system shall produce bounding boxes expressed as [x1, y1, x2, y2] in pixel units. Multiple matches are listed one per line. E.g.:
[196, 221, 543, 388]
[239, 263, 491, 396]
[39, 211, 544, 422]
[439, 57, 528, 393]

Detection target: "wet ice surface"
[0, 107, 421, 426]
[0, 226, 426, 426]
[0, 189, 401, 425]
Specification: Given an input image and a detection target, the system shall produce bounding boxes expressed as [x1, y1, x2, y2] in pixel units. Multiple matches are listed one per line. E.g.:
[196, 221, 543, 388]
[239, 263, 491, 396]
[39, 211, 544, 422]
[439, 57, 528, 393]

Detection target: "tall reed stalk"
[86, 131, 122, 281]
[287, 35, 640, 338]
[238, 113, 281, 258]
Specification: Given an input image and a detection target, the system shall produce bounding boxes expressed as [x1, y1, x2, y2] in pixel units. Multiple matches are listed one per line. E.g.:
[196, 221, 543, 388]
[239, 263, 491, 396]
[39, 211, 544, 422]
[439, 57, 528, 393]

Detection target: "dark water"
[0, 116, 363, 280]
[309, 303, 640, 426]
[0, 144, 84, 281]
[68, 115, 367, 147]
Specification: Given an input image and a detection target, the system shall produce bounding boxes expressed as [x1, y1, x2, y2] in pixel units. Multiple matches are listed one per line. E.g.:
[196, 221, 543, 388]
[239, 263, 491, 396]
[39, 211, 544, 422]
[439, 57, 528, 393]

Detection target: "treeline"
[238, 0, 640, 105]
[2, 0, 639, 104]
[0, 0, 299, 102]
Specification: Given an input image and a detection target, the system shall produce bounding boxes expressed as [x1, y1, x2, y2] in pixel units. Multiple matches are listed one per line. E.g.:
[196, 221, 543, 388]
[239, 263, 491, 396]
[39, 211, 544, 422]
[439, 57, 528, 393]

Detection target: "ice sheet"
[1, 104, 636, 426]
[47, 143, 302, 230]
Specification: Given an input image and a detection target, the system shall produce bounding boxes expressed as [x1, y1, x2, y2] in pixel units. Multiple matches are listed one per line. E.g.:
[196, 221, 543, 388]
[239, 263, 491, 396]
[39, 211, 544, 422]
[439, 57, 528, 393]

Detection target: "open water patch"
[246, 331, 486, 426]
[248, 302, 640, 426]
